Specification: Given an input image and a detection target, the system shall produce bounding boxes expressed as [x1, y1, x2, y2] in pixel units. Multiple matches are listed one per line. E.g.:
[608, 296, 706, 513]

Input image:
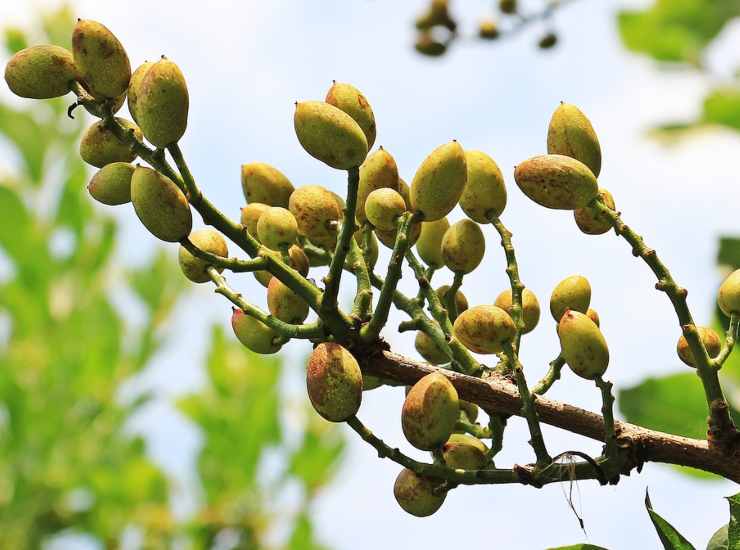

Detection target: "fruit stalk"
[490, 216, 525, 348]
[532, 354, 566, 395]
[348, 237, 373, 320]
[445, 272, 464, 321]
[589, 197, 737, 445]
[594, 375, 620, 478]
[712, 313, 738, 368]
[180, 238, 268, 272]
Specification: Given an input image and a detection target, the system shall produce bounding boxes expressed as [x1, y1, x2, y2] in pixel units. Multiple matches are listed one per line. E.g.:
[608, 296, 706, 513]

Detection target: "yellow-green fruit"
[718, 269, 740, 316]
[294, 101, 368, 170]
[362, 374, 384, 391]
[478, 19, 500, 40]
[365, 188, 406, 230]
[558, 310, 609, 379]
[306, 343, 363, 422]
[131, 166, 192, 242]
[416, 218, 450, 269]
[240, 162, 294, 208]
[436, 285, 469, 319]
[459, 400, 479, 423]
[72, 20, 130, 99]
[257, 206, 298, 250]
[127, 61, 154, 124]
[415, 332, 449, 365]
[178, 227, 229, 283]
[453, 305, 516, 354]
[267, 277, 309, 324]
[87, 162, 134, 205]
[411, 141, 467, 221]
[460, 150, 507, 223]
[393, 469, 446, 517]
[325, 81, 376, 149]
[136, 57, 189, 147]
[402, 372, 459, 450]
[357, 148, 400, 222]
[108, 92, 126, 115]
[442, 434, 489, 470]
[676, 327, 721, 367]
[547, 103, 602, 178]
[254, 245, 309, 288]
[441, 219, 485, 274]
[254, 270, 272, 288]
[494, 288, 541, 334]
[514, 154, 598, 210]
[398, 178, 412, 209]
[586, 308, 600, 327]
[354, 229, 379, 270]
[231, 309, 281, 355]
[240, 202, 270, 236]
[574, 188, 615, 235]
[4, 45, 77, 99]
[375, 218, 421, 249]
[289, 185, 341, 249]
[550, 274, 591, 322]
[79, 118, 141, 168]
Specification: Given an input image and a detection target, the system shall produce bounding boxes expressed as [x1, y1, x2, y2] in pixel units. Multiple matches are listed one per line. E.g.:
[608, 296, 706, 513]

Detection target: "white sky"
[3, 1, 740, 549]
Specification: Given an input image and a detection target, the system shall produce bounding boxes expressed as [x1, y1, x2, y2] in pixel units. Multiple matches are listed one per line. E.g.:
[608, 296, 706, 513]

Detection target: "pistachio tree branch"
[349, 238, 373, 320]
[322, 167, 360, 313]
[589, 198, 737, 444]
[713, 313, 739, 368]
[345, 415, 603, 487]
[502, 343, 551, 467]
[206, 267, 325, 339]
[532, 354, 566, 395]
[180, 238, 268, 272]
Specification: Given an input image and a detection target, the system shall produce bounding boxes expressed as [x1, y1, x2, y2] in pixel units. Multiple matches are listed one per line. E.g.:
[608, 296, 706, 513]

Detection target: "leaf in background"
[0, 104, 50, 184]
[617, 0, 740, 65]
[728, 492, 740, 549]
[705, 524, 728, 550]
[127, 249, 186, 324]
[645, 490, 696, 550]
[546, 545, 609, 550]
[285, 512, 330, 550]
[717, 237, 740, 270]
[0, 184, 32, 264]
[287, 412, 345, 494]
[41, 4, 75, 50]
[3, 26, 28, 53]
[54, 156, 91, 240]
[702, 88, 740, 131]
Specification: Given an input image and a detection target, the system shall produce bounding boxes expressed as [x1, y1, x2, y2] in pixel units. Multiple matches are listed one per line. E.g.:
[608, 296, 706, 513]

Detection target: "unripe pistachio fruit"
[416, 218, 450, 269]
[288, 185, 341, 249]
[127, 61, 154, 124]
[718, 269, 740, 316]
[586, 308, 600, 327]
[547, 103, 602, 178]
[254, 245, 309, 288]
[414, 331, 449, 365]
[411, 141, 467, 221]
[558, 310, 609, 380]
[398, 178, 412, 209]
[5, 45, 77, 99]
[267, 277, 309, 324]
[87, 162, 134, 205]
[325, 81, 376, 149]
[294, 101, 368, 169]
[550, 274, 591, 322]
[574, 188, 615, 235]
[494, 288, 540, 334]
[131, 166, 192, 242]
[453, 305, 516, 354]
[393, 468, 446, 517]
[240, 162, 294, 208]
[365, 188, 406, 231]
[460, 150, 507, 223]
[676, 327, 721, 367]
[441, 219, 485, 274]
[257, 206, 298, 250]
[240, 202, 270, 236]
[72, 19, 130, 99]
[436, 285, 469, 317]
[79, 118, 142, 168]
[178, 228, 229, 283]
[514, 154, 598, 210]
[357, 148, 400, 222]
[231, 308, 281, 355]
[442, 434, 489, 470]
[136, 57, 189, 147]
[402, 372, 459, 450]
[306, 343, 363, 422]
[374, 218, 422, 249]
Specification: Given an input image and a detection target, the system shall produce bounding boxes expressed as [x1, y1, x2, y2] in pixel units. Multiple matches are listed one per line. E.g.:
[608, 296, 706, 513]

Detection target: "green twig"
[349, 237, 373, 321]
[446, 272, 464, 321]
[490, 216, 525, 350]
[488, 415, 508, 461]
[713, 313, 739, 369]
[180, 238, 268, 272]
[532, 354, 566, 395]
[595, 376, 620, 479]
[456, 417, 492, 439]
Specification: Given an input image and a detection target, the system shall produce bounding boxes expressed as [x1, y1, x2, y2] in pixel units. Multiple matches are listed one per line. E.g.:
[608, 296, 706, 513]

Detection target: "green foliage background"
[0, 7, 343, 549]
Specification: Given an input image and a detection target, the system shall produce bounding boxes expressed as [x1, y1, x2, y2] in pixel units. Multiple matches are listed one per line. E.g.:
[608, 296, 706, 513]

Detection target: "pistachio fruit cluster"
[7, 18, 740, 521]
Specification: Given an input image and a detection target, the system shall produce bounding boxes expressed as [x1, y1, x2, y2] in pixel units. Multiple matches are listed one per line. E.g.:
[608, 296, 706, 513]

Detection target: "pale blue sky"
[3, 1, 740, 549]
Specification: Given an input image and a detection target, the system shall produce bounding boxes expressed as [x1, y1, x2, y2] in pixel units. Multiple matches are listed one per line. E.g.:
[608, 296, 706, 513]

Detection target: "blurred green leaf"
[645, 490, 696, 549]
[127, 249, 186, 322]
[0, 104, 50, 184]
[702, 88, 740, 130]
[728, 492, 740, 549]
[288, 413, 345, 494]
[41, 4, 75, 50]
[706, 524, 728, 550]
[286, 512, 331, 550]
[717, 237, 740, 270]
[547, 545, 609, 550]
[3, 27, 28, 53]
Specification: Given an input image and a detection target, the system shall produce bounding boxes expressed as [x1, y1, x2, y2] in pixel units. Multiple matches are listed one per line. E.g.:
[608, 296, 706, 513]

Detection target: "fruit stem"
[594, 375, 620, 478]
[349, 237, 373, 321]
[590, 197, 738, 445]
[455, 417, 492, 439]
[446, 272, 464, 321]
[206, 267, 325, 339]
[489, 216, 526, 351]
[322, 167, 360, 313]
[180, 238, 268, 272]
[712, 313, 738, 369]
[532, 354, 566, 395]
[487, 414, 508, 463]
[502, 343, 551, 467]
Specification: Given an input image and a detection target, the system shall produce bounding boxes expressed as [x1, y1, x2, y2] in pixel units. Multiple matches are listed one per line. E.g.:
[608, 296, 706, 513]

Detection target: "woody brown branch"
[357, 348, 740, 483]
